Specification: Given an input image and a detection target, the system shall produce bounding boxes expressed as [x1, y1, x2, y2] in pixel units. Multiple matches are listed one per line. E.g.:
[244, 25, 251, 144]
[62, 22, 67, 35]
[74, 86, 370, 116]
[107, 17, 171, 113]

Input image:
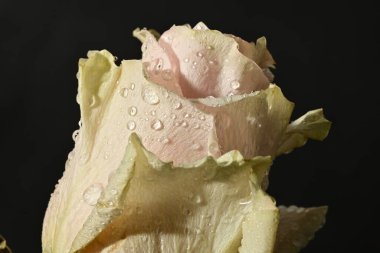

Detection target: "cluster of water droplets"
[182, 43, 217, 74]
[117, 78, 212, 152]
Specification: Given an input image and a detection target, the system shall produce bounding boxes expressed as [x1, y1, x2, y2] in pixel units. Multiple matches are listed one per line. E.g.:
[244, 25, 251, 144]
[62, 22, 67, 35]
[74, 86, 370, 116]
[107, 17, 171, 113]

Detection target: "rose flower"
[42, 22, 331, 253]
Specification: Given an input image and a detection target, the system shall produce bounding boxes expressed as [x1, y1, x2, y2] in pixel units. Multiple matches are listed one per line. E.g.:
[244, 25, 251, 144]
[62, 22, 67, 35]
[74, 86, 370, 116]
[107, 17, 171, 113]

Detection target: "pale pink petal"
[140, 23, 270, 98]
[195, 84, 294, 159]
[133, 28, 183, 96]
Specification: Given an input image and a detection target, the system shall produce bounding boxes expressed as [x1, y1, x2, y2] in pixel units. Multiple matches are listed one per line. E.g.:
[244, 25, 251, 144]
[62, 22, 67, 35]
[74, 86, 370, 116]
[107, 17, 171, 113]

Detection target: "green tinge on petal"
[77, 50, 120, 159]
[133, 28, 161, 43]
[276, 109, 331, 156]
[70, 133, 277, 253]
[251, 37, 276, 69]
[239, 191, 279, 253]
[274, 206, 328, 253]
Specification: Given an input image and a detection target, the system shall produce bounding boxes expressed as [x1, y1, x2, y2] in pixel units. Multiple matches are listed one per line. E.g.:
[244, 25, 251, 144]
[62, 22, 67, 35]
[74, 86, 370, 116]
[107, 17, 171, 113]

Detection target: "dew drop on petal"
[142, 88, 160, 105]
[150, 110, 156, 116]
[127, 121, 136, 130]
[199, 115, 206, 121]
[130, 83, 135, 90]
[151, 119, 164, 131]
[72, 129, 80, 142]
[163, 137, 170, 144]
[89, 95, 97, 108]
[182, 121, 188, 127]
[128, 106, 137, 116]
[155, 58, 163, 72]
[184, 58, 189, 63]
[196, 52, 203, 57]
[230, 80, 241, 90]
[173, 101, 182, 110]
[83, 183, 104, 206]
[194, 195, 202, 204]
[120, 88, 129, 98]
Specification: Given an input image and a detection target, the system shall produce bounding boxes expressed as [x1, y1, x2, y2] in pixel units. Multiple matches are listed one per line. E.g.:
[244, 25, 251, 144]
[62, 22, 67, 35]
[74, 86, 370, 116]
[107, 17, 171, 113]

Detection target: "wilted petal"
[276, 109, 331, 156]
[274, 206, 328, 253]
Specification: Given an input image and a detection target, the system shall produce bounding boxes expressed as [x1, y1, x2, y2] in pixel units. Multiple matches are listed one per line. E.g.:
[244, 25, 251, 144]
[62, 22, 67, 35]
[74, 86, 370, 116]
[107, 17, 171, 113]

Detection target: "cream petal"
[69, 133, 276, 253]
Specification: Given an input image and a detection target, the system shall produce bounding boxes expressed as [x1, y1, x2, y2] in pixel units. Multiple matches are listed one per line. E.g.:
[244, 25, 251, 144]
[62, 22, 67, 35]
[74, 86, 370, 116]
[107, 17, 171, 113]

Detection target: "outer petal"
[139, 23, 270, 98]
[42, 50, 222, 253]
[196, 84, 294, 159]
[276, 109, 331, 156]
[274, 206, 328, 253]
[69, 133, 276, 253]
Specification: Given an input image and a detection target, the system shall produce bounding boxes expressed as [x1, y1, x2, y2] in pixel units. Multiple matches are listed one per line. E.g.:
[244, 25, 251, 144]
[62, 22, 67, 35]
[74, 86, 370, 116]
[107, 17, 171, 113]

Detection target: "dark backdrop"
[0, 0, 379, 252]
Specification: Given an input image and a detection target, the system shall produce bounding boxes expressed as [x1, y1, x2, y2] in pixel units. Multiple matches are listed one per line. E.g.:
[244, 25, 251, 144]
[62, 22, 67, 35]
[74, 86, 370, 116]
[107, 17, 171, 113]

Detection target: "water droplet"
[89, 95, 97, 108]
[108, 201, 115, 207]
[72, 129, 80, 142]
[199, 115, 206, 121]
[162, 137, 170, 144]
[184, 113, 190, 118]
[155, 58, 163, 72]
[127, 121, 136, 130]
[130, 83, 135, 90]
[258, 123, 262, 128]
[142, 88, 160, 105]
[194, 195, 202, 204]
[192, 61, 197, 69]
[151, 119, 164, 131]
[206, 45, 214, 50]
[128, 106, 137, 116]
[83, 183, 104, 206]
[196, 52, 203, 57]
[170, 113, 177, 119]
[150, 110, 156, 116]
[104, 152, 109, 160]
[174, 122, 180, 127]
[191, 143, 201, 150]
[184, 58, 189, 63]
[193, 123, 200, 129]
[173, 101, 182, 110]
[208, 60, 216, 65]
[120, 88, 129, 98]
[230, 80, 241, 90]
[182, 121, 188, 127]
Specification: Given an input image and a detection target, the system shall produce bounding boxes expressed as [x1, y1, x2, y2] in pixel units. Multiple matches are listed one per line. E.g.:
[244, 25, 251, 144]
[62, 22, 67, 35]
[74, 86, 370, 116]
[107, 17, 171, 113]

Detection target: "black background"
[0, 0, 379, 252]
